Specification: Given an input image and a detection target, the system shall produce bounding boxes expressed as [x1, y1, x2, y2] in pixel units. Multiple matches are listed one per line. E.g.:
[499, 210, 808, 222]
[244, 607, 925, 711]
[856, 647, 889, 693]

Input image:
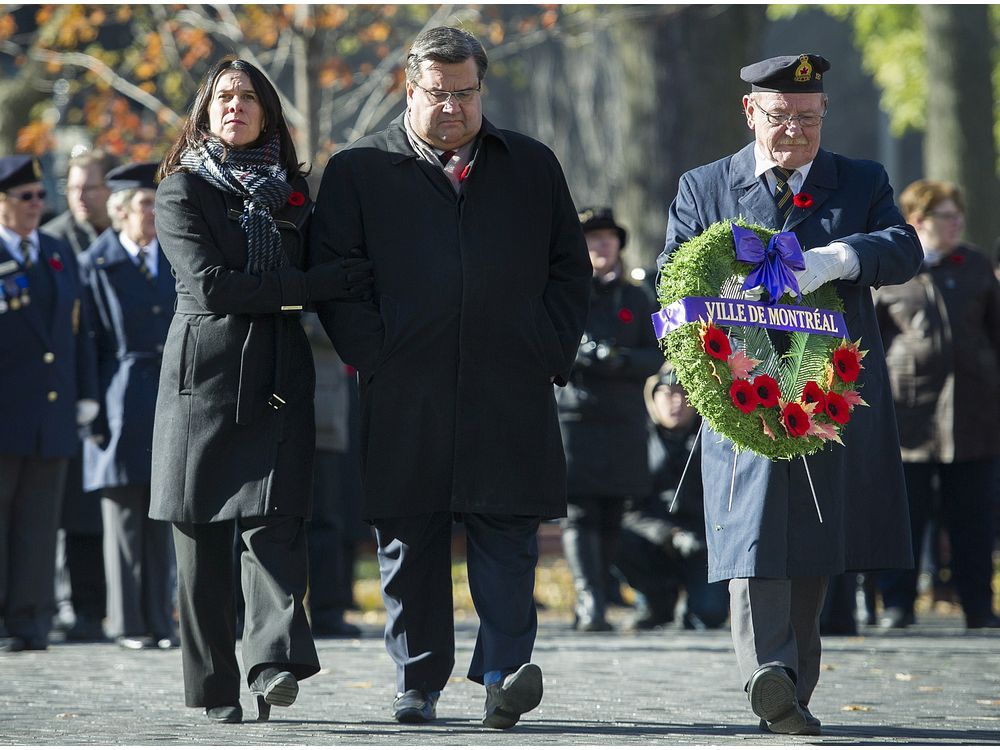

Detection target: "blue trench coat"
[659, 143, 922, 582]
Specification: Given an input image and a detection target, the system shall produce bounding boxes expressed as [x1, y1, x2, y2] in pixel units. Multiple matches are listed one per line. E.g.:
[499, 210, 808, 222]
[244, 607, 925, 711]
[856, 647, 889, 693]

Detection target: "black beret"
[740, 54, 830, 93]
[0, 155, 43, 193]
[105, 162, 159, 193]
[577, 206, 627, 251]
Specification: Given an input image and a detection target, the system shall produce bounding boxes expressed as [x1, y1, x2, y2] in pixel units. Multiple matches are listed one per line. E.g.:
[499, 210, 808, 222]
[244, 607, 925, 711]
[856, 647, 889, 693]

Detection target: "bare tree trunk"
[921, 5, 999, 257]
[612, 4, 767, 271]
[292, 5, 316, 164]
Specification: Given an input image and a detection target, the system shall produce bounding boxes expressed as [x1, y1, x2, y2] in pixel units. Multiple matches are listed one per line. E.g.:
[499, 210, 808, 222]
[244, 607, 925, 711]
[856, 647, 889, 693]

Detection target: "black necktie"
[19, 237, 34, 269]
[136, 246, 154, 282]
[772, 166, 794, 221]
[438, 150, 455, 166]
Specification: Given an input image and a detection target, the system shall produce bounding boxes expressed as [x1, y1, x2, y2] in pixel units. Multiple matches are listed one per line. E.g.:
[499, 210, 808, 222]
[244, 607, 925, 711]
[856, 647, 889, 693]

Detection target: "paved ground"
[1, 611, 997, 746]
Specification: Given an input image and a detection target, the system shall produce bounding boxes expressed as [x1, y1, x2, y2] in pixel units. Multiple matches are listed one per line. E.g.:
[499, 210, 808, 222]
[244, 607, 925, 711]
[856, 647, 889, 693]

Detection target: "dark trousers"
[0, 455, 68, 641]
[879, 460, 997, 621]
[374, 512, 540, 693]
[101, 485, 175, 639]
[56, 451, 106, 627]
[306, 450, 357, 624]
[172, 517, 320, 708]
[729, 576, 829, 706]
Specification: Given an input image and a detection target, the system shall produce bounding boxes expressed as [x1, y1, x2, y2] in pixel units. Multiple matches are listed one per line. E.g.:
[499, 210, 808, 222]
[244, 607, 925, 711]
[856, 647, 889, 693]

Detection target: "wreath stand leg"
[669, 422, 704, 514]
[727, 450, 739, 512]
[801, 456, 824, 524]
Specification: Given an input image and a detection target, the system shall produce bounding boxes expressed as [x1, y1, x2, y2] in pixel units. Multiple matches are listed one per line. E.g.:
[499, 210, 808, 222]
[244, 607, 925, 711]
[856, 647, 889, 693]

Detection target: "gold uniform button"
[43, 352, 55, 363]
[151, 305, 162, 315]
[47, 391, 58, 402]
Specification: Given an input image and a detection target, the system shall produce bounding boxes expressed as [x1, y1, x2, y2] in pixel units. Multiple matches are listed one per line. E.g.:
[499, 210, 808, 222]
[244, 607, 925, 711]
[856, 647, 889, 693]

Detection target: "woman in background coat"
[150, 57, 372, 723]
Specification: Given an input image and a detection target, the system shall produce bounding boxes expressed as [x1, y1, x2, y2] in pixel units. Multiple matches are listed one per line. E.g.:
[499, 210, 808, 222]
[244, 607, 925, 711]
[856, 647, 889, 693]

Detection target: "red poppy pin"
[792, 192, 814, 209]
[949, 253, 966, 265]
[49, 254, 64, 272]
[618, 307, 634, 324]
[459, 164, 472, 183]
[287, 191, 305, 207]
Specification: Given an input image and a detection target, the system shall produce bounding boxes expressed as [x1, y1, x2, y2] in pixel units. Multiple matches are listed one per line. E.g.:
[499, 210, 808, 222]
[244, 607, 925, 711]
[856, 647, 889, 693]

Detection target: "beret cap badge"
[794, 55, 813, 84]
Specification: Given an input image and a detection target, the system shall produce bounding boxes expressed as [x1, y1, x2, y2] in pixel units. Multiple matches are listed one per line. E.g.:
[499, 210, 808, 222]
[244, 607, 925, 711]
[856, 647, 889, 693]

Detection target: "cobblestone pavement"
[1, 612, 998, 745]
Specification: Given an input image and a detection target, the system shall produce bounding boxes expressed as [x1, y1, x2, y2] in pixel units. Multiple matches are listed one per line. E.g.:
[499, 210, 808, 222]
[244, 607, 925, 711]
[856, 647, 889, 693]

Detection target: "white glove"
[76, 399, 100, 427]
[671, 529, 704, 558]
[794, 244, 859, 295]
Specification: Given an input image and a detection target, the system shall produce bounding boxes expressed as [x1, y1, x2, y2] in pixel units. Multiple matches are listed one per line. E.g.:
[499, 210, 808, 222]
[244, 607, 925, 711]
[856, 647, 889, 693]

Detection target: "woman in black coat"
[150, 57, 371, 723]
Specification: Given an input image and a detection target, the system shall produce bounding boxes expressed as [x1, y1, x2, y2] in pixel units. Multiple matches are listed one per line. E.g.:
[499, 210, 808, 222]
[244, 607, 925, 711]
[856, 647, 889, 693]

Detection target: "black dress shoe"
[747, 666, 807, 734]
[966, 613, 1000, 629]
[1, 636, 47, 652]
[310, 618, 362, 638]
[204, 705, 243, 723]
[482, 663, 543, 729]
[64, 618, 109, 643]
[392, 689, 439, 723]
[759, 702, 821, 735]
[249, 667, 298, 721]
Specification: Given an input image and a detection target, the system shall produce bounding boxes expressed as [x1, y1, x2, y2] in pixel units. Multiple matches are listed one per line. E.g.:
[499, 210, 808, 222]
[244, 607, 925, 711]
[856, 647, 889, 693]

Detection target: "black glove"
[306, 254, 374, 302]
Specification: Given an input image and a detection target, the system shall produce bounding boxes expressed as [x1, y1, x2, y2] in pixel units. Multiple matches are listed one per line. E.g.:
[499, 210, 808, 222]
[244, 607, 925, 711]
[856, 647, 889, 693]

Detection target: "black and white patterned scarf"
[180, 133, 293, 273]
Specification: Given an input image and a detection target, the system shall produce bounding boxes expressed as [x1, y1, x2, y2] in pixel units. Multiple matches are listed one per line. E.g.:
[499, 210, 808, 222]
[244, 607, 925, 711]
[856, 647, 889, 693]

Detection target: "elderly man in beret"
[78, 163, 178, 650]
[0, 155, 98, 652]
[658, 55, 922, 733]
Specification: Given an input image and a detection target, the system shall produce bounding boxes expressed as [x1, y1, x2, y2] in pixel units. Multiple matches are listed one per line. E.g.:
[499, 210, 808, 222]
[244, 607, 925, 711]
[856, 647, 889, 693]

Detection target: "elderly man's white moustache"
[778, 138, 809, 145]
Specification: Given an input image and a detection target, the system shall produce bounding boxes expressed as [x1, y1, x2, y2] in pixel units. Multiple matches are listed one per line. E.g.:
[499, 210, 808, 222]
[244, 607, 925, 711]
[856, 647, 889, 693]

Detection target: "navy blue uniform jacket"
[79, 230, 176, 490]
[0, 232, 97, 458]
[659, 143, 922, 581]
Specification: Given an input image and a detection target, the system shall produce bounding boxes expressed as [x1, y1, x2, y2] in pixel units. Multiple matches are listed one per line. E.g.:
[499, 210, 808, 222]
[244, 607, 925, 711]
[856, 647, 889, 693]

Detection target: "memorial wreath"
[652, 219, 867, 460]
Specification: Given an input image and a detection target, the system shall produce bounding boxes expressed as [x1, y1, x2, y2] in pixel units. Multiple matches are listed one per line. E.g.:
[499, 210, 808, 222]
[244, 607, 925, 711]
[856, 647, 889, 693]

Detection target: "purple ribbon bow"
[731, 223, 805, 304]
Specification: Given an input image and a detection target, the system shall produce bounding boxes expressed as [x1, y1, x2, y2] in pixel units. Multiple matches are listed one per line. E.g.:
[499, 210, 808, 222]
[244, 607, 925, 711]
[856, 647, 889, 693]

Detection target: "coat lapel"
[784, 148, 837, 233]
[37, 235, 70, 344]
[731, 144, 785, 231]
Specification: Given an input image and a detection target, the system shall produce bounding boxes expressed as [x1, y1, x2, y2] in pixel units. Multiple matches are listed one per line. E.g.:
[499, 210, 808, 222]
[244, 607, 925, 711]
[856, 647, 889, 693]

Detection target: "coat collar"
[730, 144, 838, 231]
[89, 228, 132, 268]
[385, 111, 509, 165]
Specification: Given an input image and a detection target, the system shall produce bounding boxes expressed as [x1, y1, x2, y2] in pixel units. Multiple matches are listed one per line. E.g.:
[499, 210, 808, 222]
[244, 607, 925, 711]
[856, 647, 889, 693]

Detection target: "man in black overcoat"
[311, 27, 591, 729]
[658, 55, 922, 734]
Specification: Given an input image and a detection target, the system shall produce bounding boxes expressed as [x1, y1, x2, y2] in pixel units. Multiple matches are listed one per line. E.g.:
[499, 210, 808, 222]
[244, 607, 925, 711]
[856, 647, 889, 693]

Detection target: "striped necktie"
[437, 150, 455, 166]
[772, 166, 794, 221]
[136, 246, 154, 282]
[19, 237, 34, 269]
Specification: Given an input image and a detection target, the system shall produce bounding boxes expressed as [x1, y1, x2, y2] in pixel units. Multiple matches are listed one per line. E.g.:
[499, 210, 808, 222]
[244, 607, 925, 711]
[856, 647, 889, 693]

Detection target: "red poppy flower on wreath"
[792, 193, 813, 209]
[781, 401, 811, 437]
[700, 322, 732, 361]
[824, 391, 851, 425]
[752, 374, 780, 408]
[832, 344, 862, 383]
[287, 191, 305, 207]
[618, 307, 634, 324]
[48, 256, 64, 272]
[729, 379, 758, 414]
[949, 253, 966, 265]
[801, 380, 826, 411]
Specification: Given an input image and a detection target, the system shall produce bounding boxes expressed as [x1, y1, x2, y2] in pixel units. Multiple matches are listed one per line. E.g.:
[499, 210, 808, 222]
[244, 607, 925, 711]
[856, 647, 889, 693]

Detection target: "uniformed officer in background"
[79, 162, 178, 649]
[0, 155, 98, 652]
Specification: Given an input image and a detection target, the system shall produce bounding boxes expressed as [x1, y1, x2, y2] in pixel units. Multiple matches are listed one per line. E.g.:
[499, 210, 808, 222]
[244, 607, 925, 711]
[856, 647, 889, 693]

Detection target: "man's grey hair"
[106, 188, 136, 232]
[747, 91, 829, 108]
[405, 26, 488, 84]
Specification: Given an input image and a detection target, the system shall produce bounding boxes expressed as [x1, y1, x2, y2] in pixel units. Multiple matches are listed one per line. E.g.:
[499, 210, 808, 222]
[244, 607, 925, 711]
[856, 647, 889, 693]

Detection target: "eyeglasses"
[927, 210, 963, 221]
[8, 189, 47, 202]
[756, 105, 826, 128]
[413, 82, 481, 106]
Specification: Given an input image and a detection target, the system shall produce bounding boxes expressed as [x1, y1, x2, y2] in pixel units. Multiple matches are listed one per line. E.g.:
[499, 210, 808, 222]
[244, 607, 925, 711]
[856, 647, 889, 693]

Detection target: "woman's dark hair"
[159, 56, 304, 180]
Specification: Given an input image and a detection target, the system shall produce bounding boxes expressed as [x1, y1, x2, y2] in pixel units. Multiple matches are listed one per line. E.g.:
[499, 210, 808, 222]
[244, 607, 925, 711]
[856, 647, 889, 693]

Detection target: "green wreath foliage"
[657, 219, 851, 460]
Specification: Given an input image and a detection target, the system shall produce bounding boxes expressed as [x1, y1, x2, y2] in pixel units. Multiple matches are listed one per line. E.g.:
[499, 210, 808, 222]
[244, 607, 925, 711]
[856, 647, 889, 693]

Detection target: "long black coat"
[149, 172, 317, 523]
[79, 230, 175, 490]
[556, 275, 662, 498]
[661, 144, 922, 581]
[311, 114, 591, 520]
